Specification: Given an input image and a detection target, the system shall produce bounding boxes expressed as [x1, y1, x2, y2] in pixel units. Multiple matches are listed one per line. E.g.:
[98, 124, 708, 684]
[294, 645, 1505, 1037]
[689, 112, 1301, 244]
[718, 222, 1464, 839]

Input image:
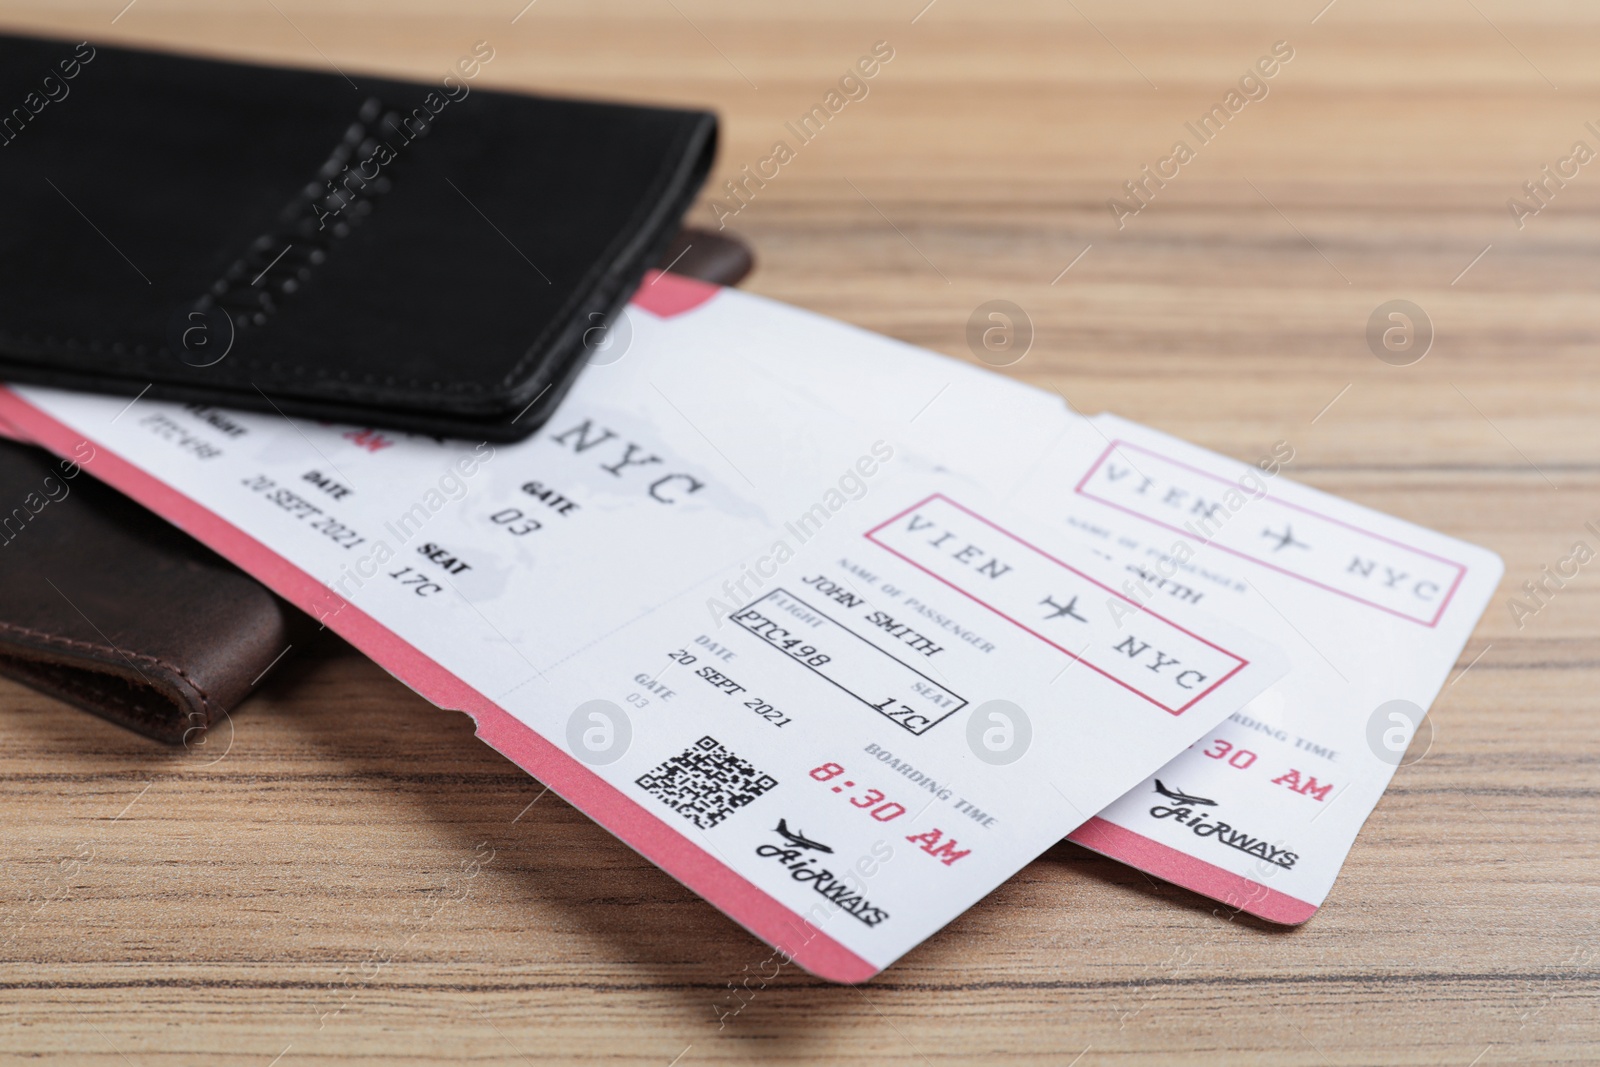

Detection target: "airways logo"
[1146, 781, 1299, 871]
[755, 819, 890, 928]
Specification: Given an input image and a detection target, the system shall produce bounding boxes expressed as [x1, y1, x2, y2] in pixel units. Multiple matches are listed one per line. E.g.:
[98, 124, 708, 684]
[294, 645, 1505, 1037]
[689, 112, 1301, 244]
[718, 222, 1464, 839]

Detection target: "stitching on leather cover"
[6, 657, 164, 718]
[185, 96, 389, 344]
[0, 619, 220, 720]
[0, 654, 192, 741]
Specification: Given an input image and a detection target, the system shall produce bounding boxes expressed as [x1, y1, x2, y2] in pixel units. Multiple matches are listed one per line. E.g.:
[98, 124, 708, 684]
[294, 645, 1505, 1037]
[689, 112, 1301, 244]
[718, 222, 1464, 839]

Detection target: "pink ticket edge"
[0, 385, 879, 985]
[0, 410, 28, 443]
[1068, 816, 1318, 925]
[632, 268, 720, 318]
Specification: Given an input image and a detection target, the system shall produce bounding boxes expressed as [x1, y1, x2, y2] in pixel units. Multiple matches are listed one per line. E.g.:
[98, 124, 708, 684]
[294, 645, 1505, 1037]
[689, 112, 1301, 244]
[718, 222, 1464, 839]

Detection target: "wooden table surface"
[2, 1, 1597, 1064]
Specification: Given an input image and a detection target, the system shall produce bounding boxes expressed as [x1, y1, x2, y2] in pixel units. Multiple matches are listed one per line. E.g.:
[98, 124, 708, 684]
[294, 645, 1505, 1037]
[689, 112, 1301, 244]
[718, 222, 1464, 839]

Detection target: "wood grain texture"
[1, 1, 1597, 1063]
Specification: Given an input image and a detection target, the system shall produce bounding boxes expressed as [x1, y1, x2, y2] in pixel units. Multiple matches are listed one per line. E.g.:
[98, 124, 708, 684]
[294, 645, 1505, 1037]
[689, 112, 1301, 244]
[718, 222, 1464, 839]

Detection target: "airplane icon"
[1152, 779, 1218, 807]
[1040, 594, 1088, 623]
[774, 819, 834, 853]
[1261, 524, 1309, 553]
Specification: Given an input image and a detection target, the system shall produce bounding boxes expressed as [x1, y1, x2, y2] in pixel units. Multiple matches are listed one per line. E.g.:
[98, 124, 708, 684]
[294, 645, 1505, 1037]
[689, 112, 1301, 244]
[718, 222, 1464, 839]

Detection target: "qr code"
[636, 736, 778, 830]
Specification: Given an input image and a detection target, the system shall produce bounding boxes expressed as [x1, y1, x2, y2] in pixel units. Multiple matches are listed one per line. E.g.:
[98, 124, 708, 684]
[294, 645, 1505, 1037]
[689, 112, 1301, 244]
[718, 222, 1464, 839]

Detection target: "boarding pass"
[1009, 414, 1502, 921]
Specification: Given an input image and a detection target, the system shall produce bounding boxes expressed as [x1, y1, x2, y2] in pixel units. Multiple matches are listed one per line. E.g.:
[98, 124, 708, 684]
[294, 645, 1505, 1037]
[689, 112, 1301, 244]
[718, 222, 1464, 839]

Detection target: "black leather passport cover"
[0, 35, 716, 441]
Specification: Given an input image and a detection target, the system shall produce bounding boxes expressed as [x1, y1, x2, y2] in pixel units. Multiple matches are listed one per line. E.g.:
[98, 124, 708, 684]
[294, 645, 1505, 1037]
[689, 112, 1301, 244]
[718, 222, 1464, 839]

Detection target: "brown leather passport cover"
[0, 436, 310, 743]
[655, 227, 755, 288]
[0, 228, 751, 743]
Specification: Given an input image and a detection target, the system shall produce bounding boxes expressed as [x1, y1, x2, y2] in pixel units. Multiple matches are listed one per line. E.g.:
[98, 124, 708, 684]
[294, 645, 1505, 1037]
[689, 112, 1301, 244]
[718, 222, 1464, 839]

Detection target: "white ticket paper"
[0, 275, 1288, 981]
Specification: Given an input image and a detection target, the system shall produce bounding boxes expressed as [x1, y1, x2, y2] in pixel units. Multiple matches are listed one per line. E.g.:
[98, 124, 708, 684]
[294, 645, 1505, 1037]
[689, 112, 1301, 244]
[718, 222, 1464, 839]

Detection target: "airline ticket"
[1008, 414, 1503, 921]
